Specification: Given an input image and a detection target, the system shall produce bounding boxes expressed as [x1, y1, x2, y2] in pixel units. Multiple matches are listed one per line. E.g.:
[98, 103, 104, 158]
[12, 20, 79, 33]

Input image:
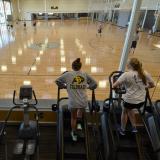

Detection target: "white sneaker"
[132, 127, 138, 133]
[119, 128, 125, 136]
[71, 131, 77, 141]
[77, 123, 82, 130]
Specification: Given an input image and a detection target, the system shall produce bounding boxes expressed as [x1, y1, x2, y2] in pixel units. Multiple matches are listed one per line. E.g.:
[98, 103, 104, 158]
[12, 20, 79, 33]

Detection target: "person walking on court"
[113, 58, 155, 135]
[33, 20, 36, 27]
[24, 21, 26, 28]
[55, 58, 97, 141]
[97, 22, 103, 37]
[130, 30, 139, 54]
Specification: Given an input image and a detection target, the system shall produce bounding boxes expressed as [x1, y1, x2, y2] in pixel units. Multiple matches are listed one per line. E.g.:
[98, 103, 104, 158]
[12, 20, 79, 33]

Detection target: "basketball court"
[0, 18, 160, 100]
[0, 1, 160, 160]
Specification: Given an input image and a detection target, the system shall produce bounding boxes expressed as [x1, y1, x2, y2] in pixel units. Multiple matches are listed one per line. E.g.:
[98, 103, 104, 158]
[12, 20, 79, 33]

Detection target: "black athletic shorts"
[123, 101, 145, 109]
[131, 41, 137, 48]
[98, 29, 102, 33]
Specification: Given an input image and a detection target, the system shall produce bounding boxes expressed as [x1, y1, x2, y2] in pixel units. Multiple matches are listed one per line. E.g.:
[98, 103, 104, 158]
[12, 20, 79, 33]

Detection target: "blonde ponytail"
[128, 58, 146, 85]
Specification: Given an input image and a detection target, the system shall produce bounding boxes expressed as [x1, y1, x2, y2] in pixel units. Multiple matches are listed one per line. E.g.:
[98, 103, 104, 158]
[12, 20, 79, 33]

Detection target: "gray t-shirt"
[117, 70, 154, 104]
[55, 71, 97, 109]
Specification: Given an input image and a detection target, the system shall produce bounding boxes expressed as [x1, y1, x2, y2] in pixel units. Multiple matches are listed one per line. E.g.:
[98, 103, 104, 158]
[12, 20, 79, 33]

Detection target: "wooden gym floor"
[0, 19, 160, 101]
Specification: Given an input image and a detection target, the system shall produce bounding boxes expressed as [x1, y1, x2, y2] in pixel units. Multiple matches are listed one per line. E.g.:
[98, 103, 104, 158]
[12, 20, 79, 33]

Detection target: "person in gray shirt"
[113, 58, 155, 135]
[55, 58, 97, 141]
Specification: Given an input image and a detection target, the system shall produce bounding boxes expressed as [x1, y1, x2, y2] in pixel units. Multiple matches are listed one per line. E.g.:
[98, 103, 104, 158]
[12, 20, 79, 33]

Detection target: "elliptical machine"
[52, 86, 90, 160]
[102, 71, 160, 160]
[52, 85, 100, 160]
[137, 90, 160, 159]
[102, 71, 141, 160]
[1, 85, 40, 160]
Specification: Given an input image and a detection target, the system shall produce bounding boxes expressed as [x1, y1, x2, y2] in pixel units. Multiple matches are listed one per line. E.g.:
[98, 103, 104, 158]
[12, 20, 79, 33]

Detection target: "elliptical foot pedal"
[26, 140, 36, 155]
[13, 139, 24, 155]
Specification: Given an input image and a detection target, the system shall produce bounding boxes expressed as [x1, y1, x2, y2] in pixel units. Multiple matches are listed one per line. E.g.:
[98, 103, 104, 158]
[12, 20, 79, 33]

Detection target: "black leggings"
[123, 101, 145, 109]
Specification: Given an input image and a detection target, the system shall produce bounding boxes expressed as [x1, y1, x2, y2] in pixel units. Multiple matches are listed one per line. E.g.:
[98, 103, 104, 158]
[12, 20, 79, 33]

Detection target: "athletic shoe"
[71, 131, 77, 142]
[132, 127, 138, 133]
[77, 123, 82, 130]
[119, 128, 125, 136]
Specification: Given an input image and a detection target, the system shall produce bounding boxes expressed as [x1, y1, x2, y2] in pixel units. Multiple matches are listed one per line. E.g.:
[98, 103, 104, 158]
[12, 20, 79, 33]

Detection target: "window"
[4, 1, 12, 16]
[0, 0, 5, 23]
[0, 0, 12, 23]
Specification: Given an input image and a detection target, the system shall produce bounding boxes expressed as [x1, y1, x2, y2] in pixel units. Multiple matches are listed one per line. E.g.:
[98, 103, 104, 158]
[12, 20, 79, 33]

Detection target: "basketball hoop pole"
[118, 0, 143, 71]
[141, 8, 148, 30]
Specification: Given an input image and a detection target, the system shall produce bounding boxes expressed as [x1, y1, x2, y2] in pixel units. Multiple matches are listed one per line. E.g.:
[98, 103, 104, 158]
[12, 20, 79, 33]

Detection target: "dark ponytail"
[128, 58, 146, 85]
[76, 58, 81, 63]
[72, 58, 82, 71]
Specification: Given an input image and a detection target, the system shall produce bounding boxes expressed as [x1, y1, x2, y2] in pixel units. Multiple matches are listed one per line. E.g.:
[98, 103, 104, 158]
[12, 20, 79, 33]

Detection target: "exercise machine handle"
[109, 71, 126, 98]
[13, 90, 16, 105]
[13, 90, 38, 106]
[13, 90, 23, 105]
[32, 90, 38, 105]
[90, 89, 100, 113]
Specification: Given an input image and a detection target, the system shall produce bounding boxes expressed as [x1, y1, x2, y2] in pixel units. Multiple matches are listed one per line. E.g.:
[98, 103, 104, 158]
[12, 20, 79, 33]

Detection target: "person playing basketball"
[97, 23, 103, 37]
[130, 30, 139, 54]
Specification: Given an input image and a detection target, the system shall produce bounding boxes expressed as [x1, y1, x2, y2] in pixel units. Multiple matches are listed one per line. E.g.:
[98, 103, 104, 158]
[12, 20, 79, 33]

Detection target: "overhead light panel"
[60, 39, 64, 45]
[39, 50, 44, 55]
[60, 49, 65, 55]
[82, 50, 86, 55]
[85, 57, 91, 65]
[36, 56, 40, 62]
[1, 65, 7, 72]
[98, 80, 107, 88]
[61, 67, 66, 73]
[154, 44, 160, 48]
[18, 48, 23, 55]
[12, 56, 16, 64]
[91, 66, 97, 73]
[61, 56, 66, 63]
[31, 66, 37, 71]
[24, 44, 27, 49]
[47, 67, 54, 72]
[23, 80, 31, 85]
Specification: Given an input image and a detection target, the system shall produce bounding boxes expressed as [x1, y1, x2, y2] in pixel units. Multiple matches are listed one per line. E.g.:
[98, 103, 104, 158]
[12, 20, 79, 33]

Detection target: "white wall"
[19, 0, 45, 20]
[13, 0, 109, 20]
[11, 0, 160, 20]
[11, 0, 19, 20]
[142, 0, 159, 9]
[115, 0, 160, 10]
[46, 0, 89, 12]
